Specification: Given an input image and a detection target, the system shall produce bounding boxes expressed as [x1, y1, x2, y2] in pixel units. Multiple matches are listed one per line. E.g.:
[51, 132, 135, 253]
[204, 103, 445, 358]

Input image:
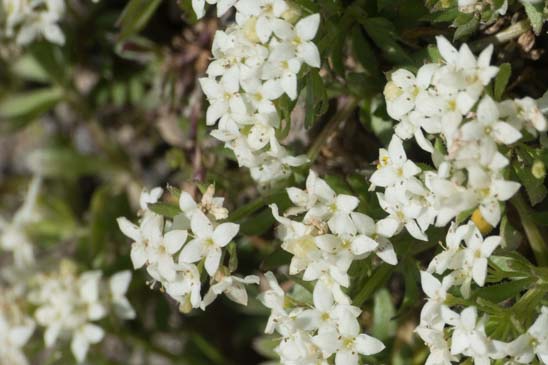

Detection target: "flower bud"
[471, 209, 493, 235]
[532, 160, 546, 180]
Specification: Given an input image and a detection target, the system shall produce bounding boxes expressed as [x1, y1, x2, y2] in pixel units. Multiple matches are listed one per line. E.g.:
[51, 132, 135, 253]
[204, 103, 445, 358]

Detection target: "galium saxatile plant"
[0, 0, 547, 363]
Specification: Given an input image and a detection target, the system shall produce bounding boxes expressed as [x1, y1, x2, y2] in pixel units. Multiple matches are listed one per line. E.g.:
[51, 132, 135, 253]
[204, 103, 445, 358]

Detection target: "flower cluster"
[262, 171, 389, 364]
[0, 0, 66, 46]
[0, 286, 35, 365]
[375, 35, 547, 242]
[117, 185, 258, 312]
[192, 0, 321, 184]
[416, 224, 548, 364]
[27, 260, 134, 363]
[378, 35, 548, 364]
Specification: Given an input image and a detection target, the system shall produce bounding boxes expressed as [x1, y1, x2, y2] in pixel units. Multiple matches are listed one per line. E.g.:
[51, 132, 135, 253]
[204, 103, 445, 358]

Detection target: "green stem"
[511, 192, 548, 267]
[307, 97, 358, 162]
[471, 20, 531, 51]
[352, 263, 394, 307]
[227, 189, 286, 222]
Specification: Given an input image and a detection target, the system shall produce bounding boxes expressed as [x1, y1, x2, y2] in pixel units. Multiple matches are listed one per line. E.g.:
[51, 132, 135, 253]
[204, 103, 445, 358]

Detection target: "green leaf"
[454, 15, 479, 40]
[500, 215, 522, 250]
[148, 202, 181, 218]
[11, 55, 50, 83]
[27, 146, 114, 179]
[353, 264, 394, 306]
[304, 70, 328, 129]
[513, 160, 547, 206]
[0, 87, 63, 128]
[372, 289, 397, 341]
[28, 41, 69, 85]
[351, 25, 378, 76]
[522, 2, 544, 34]
[117, 0, 163, 41]
[360, 17, 412, 65]
[475, 278, 533, 303]
[494, 63, 511, 101]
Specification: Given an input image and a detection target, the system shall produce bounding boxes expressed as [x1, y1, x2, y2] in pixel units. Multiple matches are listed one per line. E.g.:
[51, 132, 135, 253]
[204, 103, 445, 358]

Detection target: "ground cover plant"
[1, 0, 548, 364]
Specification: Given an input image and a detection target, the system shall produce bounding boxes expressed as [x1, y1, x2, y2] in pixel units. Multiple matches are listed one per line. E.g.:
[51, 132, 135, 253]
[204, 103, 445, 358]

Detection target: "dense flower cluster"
[117, 185, 258, 312]
[192, 0, 321, 184]
[0, 0, 66, 45]
[378, 36, 548, 364]
[417, 225, 548, 364]
[376, 35, 547, 242]
[263, 171, 388, 364]
[28, 261, 134, 362]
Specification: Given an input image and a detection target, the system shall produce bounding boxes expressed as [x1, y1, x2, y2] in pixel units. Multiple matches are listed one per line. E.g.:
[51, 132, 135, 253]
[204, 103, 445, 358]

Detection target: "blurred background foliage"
[1, 0, 547, 364]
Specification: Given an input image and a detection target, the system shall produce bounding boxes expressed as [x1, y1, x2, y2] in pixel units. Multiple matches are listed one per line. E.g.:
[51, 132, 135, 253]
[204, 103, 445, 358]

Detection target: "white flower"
[462, 227, 500, 287]
[139, 187, 164, 210]
[370, 135, 421, 189]
[508, 307, 548, 364]
[271, 14, 321, 69]
[420, 271, 453, 329]
[179, 210, 239, 276]
[201, 273, 259, 309]
[442, 306, 493, 363]
[30, 264, 125, 363]
[164, 263, 203, 309]
[460, 96, 522, 146]
[467, 165, 521, 226]
[179, 185, 229, 220]
[415, 326, 454, 365]
[258, 272, 287, 334]
[117, 213, 164, 270]
[200, 69, 247, 126]
[317, 310, 385, 365]
[350, 212, 398, 265]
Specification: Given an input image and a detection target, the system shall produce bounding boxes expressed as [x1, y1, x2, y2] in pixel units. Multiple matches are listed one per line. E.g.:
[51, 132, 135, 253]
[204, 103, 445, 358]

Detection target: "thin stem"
[511, 192, 548, 267]
[471, 20, 531, 51]
[307, 97, 358, 162]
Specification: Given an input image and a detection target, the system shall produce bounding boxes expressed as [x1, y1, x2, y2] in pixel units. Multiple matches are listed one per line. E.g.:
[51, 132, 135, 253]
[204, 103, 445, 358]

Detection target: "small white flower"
[179, 210, 239, 276]
[201, 273, 259, 309]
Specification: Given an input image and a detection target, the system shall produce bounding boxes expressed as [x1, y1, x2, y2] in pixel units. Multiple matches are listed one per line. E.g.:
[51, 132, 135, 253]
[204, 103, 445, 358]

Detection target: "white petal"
[117, 217, 141, 242]
[298, 42, 321, 68]
[109, 271, 132, 297]
[351, 235, 378, 255]
[420, 271, 441, 299]
[355, 333, 385, 355]
[493, 122, 522, 144]
[295, 14, 320, 41]
[191, 210, 213, 238]
[205, 248, 222, 276]
[179, 239, 204, 263]
[179, 192, 197, 214]
[164, 230, 188, 254]
[213, 222, 239, 247]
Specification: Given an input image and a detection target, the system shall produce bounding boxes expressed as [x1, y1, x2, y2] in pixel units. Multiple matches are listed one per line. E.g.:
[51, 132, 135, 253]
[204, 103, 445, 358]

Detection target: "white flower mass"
[195, 0, 321, 185]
